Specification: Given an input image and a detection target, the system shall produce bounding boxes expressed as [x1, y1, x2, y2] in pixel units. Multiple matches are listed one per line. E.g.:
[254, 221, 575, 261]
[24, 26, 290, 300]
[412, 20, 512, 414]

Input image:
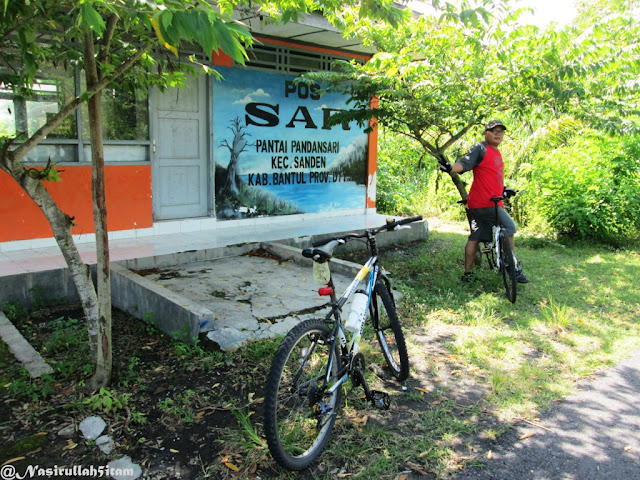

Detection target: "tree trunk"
[0, 158, 101, 353]
[225, 153, 240, 195]
[84, 34, 112, 390]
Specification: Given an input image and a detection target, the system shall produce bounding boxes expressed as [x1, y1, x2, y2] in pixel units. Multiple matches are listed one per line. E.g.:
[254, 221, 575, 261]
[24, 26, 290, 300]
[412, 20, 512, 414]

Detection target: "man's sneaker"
[461, 272, 474, 283]
[515, 269, 529, 284]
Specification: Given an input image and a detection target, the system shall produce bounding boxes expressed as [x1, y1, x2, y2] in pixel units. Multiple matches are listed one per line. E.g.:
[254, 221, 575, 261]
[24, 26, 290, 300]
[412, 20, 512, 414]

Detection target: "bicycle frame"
[322, 256, 379, 395]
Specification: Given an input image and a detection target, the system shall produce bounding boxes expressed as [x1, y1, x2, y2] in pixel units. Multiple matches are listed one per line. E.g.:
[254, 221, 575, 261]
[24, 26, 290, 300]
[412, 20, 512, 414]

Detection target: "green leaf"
[79, 3, 106, 35]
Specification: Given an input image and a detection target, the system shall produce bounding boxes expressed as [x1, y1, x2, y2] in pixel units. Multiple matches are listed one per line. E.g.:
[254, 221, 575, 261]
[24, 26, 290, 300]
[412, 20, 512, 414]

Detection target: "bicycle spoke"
[264, 319, 342, 470]
[373, 283, 409, 381]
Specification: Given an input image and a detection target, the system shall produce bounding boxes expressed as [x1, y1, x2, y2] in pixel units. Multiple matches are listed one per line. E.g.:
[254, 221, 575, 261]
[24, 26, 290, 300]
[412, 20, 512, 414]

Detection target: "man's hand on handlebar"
[503, 186, 518, 198]
[438, 160, 452, 174]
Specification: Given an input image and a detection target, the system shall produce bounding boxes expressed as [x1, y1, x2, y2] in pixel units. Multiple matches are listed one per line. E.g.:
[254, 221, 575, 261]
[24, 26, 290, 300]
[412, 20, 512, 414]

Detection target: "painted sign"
[213, 66, 367, 220]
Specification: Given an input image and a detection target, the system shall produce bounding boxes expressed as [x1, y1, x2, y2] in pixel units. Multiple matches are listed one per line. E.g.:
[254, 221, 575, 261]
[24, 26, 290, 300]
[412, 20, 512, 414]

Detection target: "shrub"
[524, 133, 640, 245]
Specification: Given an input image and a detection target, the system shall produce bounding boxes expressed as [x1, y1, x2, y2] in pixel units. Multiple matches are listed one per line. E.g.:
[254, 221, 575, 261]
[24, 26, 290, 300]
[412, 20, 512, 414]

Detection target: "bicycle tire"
[263, 318, 342, 470]
[499, 230, 517, 303]
[372, 281, 410, 382]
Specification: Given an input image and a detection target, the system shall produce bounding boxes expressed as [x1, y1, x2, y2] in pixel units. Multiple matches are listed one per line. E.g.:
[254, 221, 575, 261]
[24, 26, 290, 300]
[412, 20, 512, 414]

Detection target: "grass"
[1, 220, 639, 479]
[299, 220, 640, 477]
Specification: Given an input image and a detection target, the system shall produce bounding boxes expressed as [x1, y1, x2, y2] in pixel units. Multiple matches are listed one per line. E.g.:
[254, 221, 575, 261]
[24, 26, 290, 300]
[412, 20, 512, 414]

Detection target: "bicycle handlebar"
[311, 215, 423, 248]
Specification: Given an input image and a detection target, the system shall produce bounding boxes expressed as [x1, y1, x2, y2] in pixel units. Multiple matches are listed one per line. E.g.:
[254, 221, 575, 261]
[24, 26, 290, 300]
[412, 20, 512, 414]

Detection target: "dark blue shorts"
[469, 206, 517, 241]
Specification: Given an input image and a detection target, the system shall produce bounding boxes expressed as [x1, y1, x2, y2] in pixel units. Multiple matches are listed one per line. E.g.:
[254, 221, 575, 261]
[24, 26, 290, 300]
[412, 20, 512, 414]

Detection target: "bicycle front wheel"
[372, 281, 410, 382]
[263, 319, 342, 471]
[499, 231, 517, 303]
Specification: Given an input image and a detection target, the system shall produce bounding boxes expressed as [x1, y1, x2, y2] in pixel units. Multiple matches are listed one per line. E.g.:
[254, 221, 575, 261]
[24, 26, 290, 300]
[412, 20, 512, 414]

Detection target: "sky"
[518, 0, 579, 27]
[406, 0, 579, 28]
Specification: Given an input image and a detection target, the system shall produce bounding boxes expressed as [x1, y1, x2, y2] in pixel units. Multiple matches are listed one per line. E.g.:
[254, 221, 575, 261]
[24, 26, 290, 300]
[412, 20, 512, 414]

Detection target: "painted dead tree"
[220, 118, 251, 195]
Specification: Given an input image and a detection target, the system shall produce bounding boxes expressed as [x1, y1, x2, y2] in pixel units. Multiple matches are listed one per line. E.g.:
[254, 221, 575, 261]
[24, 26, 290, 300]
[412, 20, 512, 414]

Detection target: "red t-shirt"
[466, 145, 504, 209]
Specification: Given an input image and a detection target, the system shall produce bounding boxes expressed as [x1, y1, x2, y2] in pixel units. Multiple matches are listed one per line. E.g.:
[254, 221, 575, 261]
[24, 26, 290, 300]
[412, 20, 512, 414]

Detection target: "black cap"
[485, 120, 506, 131]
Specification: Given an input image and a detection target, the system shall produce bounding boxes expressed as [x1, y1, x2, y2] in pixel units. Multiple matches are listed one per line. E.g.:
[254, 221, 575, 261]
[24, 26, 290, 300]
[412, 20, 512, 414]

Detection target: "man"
[439, 120, 529, 284]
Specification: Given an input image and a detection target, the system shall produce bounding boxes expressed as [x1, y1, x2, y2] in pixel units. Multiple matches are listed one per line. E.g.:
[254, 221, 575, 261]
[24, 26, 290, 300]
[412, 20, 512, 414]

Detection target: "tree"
[302, 0, 640, 201]
[0, 0, 407, 389]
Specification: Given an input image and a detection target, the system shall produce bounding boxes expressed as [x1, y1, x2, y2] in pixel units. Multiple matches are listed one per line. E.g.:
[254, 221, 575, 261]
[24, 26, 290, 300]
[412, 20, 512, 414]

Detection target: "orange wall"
[0, 165, 152, 243]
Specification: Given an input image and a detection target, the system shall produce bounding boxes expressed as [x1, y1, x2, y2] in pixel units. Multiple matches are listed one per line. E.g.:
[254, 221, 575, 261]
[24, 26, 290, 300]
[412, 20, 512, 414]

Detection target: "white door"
[152, 75, 208, 220]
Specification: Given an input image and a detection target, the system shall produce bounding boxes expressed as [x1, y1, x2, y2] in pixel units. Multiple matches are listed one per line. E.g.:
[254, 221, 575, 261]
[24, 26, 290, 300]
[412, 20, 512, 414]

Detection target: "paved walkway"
[453, 350, 640, 480]
[0, 212, 390, 276]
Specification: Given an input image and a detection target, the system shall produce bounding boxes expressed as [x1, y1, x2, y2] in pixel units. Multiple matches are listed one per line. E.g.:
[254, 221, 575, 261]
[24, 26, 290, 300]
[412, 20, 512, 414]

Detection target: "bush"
[523, 133, 640, 245]
[377, 131, 461, 217]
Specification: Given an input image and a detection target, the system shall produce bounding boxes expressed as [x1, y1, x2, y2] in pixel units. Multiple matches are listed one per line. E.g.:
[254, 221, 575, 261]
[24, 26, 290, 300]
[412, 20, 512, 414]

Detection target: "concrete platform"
[0, 214, 428, 351]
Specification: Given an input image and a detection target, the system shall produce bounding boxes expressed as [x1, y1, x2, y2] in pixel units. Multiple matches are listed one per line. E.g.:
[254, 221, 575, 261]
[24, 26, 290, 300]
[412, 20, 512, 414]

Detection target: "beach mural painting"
[213, 66, 368, 220]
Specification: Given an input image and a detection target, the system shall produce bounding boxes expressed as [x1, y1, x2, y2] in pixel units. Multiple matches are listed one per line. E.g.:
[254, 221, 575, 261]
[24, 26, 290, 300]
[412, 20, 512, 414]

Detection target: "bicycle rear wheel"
[499, 231, 517, 303]
[372, 281, 409, 382]
[263, 319, 342, 470]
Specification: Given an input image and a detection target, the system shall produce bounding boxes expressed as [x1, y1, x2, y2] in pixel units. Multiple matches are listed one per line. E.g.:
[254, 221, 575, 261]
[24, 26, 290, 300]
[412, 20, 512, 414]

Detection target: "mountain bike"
[461, 187, 520, 303]
[263, 215, 422, 470]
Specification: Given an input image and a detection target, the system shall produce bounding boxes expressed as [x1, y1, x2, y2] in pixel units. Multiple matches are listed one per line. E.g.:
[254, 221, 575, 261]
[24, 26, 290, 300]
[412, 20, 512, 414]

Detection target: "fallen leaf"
[395, 474, 409, 480]
[224, 462, 240, 472]
[1, 456, 25, 466]
[418, 450, 430, 458]
[170, 448, 179, 453]
[63, 439, 77, 450]
[352, 415, 368, 425]
[467, 366, 480, 372]
[154, 366, 164, 372]
[446, 355, 459, 359]
[415, 387, 430, 395]
[406, 462, 429, 476]
[35, 432, 47, 436]
[519, 432, 536, 440]
[451, 370, 462, 375]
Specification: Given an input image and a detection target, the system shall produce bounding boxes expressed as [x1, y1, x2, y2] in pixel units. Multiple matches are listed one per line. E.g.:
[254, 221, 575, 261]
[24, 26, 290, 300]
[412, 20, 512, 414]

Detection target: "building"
[0, 12, 379, 251]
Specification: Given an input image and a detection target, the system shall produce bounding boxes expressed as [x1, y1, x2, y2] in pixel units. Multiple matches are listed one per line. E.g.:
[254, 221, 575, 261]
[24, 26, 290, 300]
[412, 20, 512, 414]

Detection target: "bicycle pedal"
[370, 390, 390, 410]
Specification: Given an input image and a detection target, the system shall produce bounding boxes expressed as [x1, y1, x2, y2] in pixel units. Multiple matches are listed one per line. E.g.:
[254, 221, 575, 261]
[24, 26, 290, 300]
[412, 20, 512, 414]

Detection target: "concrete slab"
[1, 219, 428, 355]
[0, 311, 53, 377]
[130, 248, 358, 351]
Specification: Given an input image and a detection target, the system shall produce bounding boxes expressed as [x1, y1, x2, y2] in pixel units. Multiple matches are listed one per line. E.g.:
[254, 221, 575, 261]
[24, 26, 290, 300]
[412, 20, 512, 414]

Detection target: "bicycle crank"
[370, 390, 390, 410]
[351, 353, 391, 410]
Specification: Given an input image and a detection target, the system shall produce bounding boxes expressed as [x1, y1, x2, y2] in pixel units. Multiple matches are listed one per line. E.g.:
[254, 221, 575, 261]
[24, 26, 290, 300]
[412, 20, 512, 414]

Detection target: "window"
[243, 44, 361, 73]
[1, 64, 150, 164]
[80, 81, 149, 141]
[0, 65, 76, 140]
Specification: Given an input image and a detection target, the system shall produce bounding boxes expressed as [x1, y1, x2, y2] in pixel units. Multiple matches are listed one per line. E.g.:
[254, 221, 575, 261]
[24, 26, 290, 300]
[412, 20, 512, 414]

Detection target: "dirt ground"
[0, 245, 504, 480]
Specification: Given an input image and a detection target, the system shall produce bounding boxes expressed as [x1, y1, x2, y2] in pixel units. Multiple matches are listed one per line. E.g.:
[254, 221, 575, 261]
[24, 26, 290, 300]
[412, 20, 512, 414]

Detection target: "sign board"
[213, 66, 368, 219]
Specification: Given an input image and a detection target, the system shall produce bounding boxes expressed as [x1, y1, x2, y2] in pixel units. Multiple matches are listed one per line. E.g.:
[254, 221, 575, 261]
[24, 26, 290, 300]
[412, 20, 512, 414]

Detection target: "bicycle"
[460, 187, 520, 303]
[263, 215, 422, 470]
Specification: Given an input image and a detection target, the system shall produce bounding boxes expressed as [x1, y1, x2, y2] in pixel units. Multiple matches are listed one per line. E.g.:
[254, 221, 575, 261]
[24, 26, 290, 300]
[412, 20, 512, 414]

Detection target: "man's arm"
[439, 142, 485, 174]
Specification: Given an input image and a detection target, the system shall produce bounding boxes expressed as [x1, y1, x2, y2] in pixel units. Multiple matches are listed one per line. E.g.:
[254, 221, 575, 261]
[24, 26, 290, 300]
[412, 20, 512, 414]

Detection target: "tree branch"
[97, 14, 119, 79]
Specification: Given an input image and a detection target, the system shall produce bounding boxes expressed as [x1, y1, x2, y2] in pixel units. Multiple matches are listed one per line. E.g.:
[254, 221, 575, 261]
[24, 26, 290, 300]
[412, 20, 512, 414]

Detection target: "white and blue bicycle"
[263, 216, 422, 470]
